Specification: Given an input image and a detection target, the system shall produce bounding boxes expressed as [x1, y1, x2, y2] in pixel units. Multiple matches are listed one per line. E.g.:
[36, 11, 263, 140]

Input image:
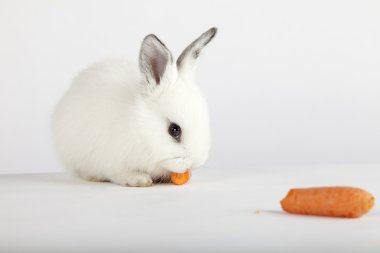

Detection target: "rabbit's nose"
[158, 157, 193, 173]
[190, 153, 208, 170]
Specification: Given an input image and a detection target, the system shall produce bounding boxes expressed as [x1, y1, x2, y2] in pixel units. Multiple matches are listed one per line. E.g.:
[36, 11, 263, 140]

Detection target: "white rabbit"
[52, 27, 217, 186]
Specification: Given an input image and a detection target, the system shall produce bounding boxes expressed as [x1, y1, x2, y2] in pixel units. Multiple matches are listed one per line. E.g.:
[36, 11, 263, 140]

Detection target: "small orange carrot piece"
[171, 170, 191, 185]
[281, 186, 375, 218]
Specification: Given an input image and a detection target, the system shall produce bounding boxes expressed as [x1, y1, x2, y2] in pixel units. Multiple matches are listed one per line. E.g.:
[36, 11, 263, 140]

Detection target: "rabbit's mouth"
[157, 156, 193, 173]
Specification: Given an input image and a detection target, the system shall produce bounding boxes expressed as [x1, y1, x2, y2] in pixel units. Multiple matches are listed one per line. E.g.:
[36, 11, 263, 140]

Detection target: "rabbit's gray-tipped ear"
[139, 34, 173, 86]
[177, 27, 217, 78]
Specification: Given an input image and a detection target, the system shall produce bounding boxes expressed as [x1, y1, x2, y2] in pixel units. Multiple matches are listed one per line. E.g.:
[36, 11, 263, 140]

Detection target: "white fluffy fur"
[52, 28, 217, 186]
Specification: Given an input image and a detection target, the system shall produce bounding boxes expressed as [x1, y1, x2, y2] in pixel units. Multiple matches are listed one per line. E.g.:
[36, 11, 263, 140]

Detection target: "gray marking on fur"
[139, 34, 173, 85]
[177, 27, 217, 68]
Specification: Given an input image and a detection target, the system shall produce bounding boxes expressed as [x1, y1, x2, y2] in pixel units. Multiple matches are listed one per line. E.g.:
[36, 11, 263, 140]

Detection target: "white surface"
[1, 164, 379, 252]
[1, 1, 380, 174]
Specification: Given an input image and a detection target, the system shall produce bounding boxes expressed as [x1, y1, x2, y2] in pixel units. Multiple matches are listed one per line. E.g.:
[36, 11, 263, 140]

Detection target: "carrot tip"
[170, 170, 191, 185]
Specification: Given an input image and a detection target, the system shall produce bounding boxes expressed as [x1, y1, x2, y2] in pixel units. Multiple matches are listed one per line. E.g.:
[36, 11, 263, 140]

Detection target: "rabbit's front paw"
[113, 172, 153, 187]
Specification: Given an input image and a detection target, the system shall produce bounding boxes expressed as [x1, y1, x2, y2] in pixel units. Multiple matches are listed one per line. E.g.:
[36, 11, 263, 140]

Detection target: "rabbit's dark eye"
[168, 123, 181, 142]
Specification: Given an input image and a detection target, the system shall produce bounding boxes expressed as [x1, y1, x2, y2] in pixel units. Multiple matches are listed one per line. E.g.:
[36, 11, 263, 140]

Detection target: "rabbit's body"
[52, 28, 217, 186]
[53, 60, 166, 184]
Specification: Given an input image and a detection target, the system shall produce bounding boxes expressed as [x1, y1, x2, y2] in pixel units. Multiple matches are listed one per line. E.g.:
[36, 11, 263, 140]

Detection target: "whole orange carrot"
[281, 186, 375, 218]
[171, 170, 191, 185]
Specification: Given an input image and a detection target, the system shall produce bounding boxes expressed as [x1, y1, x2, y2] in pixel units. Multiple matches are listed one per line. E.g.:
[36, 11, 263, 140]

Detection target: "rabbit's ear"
[177, 27, 217, 79]
[139, 34, 173, 86]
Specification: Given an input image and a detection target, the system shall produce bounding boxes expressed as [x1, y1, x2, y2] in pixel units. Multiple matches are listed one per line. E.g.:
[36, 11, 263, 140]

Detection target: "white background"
[0, 0, 379, 174]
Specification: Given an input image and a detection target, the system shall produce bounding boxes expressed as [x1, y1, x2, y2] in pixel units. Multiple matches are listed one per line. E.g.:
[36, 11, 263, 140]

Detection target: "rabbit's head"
[137, 28, 217, 173]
